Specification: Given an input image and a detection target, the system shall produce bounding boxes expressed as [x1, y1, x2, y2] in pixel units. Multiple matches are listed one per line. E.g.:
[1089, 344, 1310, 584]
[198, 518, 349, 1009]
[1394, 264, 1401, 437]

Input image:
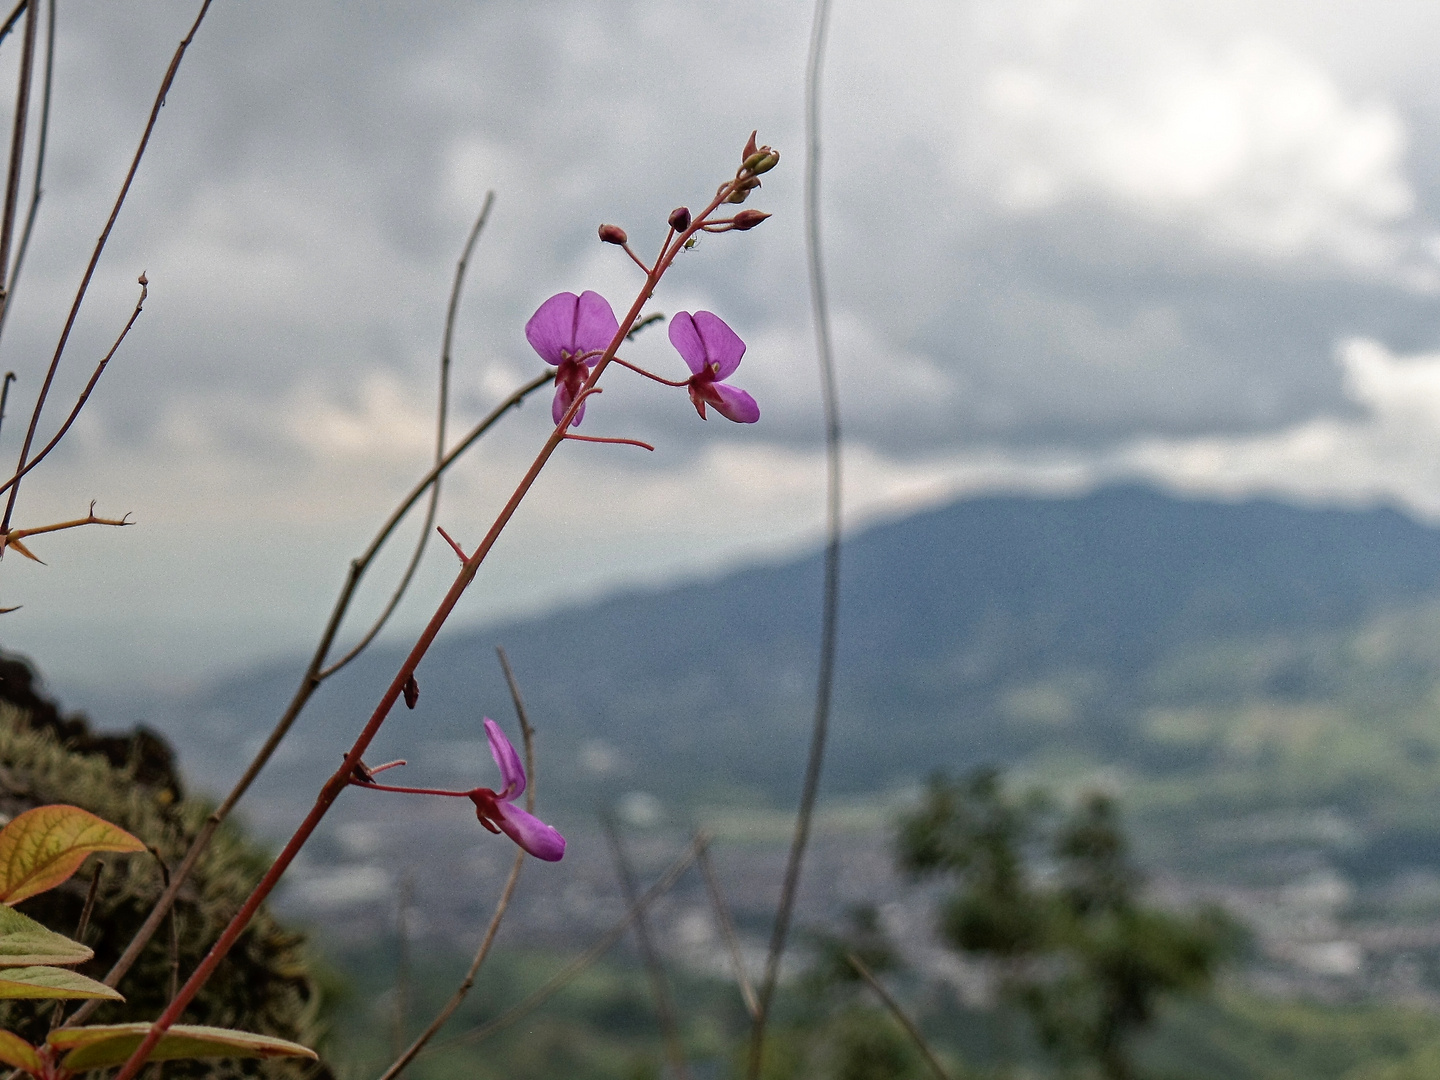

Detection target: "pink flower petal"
[572, 291, 620, 359]
[691, 311, 746, 380]
[494, 801, 566, 861]
[667, 312, 708, 376]
[712, 382, 760, 424]
[525, 293, 580, 366]
[484, 718, 527, 801]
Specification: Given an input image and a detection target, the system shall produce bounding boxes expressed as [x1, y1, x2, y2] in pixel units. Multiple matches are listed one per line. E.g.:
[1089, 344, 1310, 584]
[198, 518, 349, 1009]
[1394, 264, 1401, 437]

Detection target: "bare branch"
[1, 0, 212, 533]
[0, 0, 57, 345]
[0, 0, 37, 302]
[0, 275, 146, 496]
[847, 952, 954, 1080]
[0, 1, 24, 46]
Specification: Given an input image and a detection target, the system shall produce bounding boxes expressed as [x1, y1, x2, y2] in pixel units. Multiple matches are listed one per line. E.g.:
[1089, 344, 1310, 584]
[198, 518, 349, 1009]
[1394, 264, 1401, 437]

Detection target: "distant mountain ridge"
[158, 484, 1440, 820]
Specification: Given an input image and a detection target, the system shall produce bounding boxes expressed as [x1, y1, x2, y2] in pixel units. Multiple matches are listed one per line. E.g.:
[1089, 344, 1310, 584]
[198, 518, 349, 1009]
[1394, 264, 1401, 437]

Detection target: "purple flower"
[669, 311, 760, 424]
[525, 291, 620, 427]
[469, 718, 566, 861]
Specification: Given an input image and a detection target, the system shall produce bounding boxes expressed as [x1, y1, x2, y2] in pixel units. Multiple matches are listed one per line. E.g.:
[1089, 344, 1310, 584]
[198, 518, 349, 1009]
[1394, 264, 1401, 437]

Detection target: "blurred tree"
[899, 771, 1235, 1080]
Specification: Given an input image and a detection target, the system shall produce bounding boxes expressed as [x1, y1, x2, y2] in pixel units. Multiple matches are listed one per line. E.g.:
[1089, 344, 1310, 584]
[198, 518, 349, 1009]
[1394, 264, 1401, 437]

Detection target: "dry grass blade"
[846, 952, 955, 1080]
[748, 0, 841, 1074]
[698, 840, 757, 1019]
[0, 0, 37, 303]
[372, 646, 537, 1080]
[319, 192, 495, 678]
[433, 837, 705, 1056]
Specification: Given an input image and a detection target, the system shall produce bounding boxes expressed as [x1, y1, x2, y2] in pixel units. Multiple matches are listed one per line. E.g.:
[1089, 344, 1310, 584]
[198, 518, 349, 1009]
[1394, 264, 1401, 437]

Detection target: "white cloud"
[1118, 338, 1440, 517]
[978, 34, 1425, 277]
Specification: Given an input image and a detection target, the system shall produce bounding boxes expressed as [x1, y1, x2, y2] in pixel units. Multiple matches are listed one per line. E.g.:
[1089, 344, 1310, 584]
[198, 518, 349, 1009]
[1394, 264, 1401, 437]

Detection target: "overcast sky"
[3, 0, 1440, 691]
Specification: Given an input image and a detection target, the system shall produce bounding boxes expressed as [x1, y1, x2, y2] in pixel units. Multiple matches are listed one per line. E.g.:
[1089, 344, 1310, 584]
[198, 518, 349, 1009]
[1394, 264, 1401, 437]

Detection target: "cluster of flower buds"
[723, 130, 779, 204]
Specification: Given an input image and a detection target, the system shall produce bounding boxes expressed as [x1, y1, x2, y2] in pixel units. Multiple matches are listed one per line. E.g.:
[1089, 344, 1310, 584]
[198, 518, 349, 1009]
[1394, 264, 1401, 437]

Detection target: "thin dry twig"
[0, 0, 57, 344]
[0, 1, 23, 46]
[748, 0, 841, 1073]
[434, 837, 706, 1056]
[0, 0, 37, 307]
[320, 192, 495, 676]
[1, 500, 131, 563]
[3, 274, 148, 497]
[846, 952, 955, 1080]
[373, 646, 536, 1080]
[1, 0, 212, 533]
[698, 840, 758, 1020]
[49, 860, 103, 1030]
[68, 373, 550, 1024]
[603, 814, 689, 1080]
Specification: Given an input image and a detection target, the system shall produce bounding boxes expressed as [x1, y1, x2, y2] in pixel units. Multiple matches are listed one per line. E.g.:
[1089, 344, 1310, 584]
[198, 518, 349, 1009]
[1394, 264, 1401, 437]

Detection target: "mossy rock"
[0, 658, 330, 1079]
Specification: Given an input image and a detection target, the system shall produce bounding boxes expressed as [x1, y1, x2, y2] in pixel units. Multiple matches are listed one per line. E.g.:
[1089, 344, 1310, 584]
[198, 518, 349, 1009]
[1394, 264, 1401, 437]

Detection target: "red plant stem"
[610, 355, 688, 387]
[353, 781, 472, 798]
[113, 173, 747, 1080]
[562, 433, 655, 451]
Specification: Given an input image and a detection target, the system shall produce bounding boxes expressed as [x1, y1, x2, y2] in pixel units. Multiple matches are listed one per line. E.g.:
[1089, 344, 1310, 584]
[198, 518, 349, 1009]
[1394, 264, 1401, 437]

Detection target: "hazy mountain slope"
[160, 485, 1440, 823]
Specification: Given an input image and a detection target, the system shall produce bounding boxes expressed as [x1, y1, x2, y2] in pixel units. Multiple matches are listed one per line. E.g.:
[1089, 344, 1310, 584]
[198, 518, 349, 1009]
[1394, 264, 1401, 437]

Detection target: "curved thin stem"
[748, 0, 840, 1074]
[0, 0, 55, 346]
[847, 953, 953, 1080]
[0, 274, 146, 497]
[372, 647, 536, 1080]
[0, 0, 36, 306]
[321, 192, 494, 675]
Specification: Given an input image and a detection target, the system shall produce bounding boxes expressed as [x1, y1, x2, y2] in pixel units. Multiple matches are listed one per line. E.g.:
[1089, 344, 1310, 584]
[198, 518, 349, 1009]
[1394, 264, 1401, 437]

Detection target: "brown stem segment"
[0, 0, 36, 308]
[698, 841, 758, 1019]
[114, 172, 752, 1080]
[847, 952, 954, 1080]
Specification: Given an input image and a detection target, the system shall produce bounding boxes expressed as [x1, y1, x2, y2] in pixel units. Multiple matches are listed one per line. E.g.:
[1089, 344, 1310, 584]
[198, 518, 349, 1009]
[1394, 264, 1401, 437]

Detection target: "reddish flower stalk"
[113, 135, 778, 1080]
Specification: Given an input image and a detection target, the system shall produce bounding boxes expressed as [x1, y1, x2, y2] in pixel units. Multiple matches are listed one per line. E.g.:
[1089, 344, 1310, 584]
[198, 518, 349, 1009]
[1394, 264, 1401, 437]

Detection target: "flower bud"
[731, 209, 770, 231]
[668, 206, 691, 231]
[725, 188, 750, 204]
[598, 223, 628, 245]
[742, 130, 758, 162]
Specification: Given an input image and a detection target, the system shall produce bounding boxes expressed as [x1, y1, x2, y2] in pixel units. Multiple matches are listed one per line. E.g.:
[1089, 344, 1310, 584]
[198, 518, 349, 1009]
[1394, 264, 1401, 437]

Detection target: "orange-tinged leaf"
[0, 965, 123, 1000]
[0, 1030, 42, 1074]
[48, 1024, 317, 1072]
[0, 805, 145, 904]
[0, 905, 92, 966]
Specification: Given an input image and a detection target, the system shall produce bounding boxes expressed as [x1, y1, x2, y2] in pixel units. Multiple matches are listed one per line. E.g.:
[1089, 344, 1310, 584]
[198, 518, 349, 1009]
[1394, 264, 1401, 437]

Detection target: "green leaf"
[0, 1030, 41, 1074]
[48, 1024, 317, 1072]
[0, 905, 91, 967]
[0, 965, 122, 1001]
[0, 804, 145, 904]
